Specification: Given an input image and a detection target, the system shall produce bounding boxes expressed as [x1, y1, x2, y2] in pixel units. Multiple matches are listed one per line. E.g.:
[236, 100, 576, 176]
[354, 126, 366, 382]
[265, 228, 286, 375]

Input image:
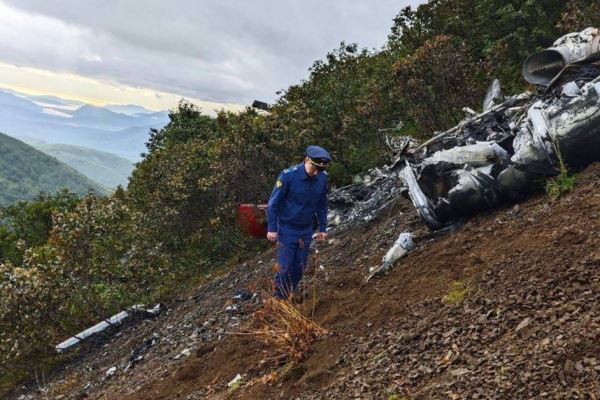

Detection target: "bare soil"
[12, 163, 600, 400]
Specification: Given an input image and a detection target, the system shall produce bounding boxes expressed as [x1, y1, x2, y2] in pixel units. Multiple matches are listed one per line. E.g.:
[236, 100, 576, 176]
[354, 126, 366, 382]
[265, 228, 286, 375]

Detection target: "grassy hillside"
[0, 133, 107, 204]
[29, 143, 134, 189]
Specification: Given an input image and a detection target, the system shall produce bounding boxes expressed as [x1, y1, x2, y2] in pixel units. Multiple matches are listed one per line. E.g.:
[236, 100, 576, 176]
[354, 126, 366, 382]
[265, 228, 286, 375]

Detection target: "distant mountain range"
[0, 132, 108, 204]
[21, 139, 134, 189]
[0, 88, 170, 161]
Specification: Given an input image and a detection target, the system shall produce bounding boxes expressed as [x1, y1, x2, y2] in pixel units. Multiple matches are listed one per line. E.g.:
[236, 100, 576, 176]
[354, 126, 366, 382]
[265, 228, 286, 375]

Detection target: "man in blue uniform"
[267, 145, 331, 300]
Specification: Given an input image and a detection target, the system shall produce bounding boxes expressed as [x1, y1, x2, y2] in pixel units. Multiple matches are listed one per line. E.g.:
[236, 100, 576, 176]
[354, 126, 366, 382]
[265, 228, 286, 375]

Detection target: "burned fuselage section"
[328, 28, 600, 234]
[401, 73, 600, 229]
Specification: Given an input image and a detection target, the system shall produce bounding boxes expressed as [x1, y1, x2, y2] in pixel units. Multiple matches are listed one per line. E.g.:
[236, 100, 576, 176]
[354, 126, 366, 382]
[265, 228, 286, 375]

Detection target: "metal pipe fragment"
[56, 311, 130, 352]
[55, 304, 163, 352]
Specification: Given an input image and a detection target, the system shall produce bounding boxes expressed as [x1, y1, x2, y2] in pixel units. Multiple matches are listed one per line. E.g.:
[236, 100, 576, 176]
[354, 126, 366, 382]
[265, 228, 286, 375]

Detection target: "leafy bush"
[393, 35, 486, 135]
[558, 0, 600, 32]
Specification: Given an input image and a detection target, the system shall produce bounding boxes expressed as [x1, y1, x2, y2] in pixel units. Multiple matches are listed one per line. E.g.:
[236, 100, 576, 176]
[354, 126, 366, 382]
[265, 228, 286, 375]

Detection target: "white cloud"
[0, 0, 426, 105]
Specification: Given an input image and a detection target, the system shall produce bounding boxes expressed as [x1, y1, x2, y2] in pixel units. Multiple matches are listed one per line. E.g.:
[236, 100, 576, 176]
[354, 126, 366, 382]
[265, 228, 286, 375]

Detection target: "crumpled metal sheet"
[513, 80, 600, 174]
[400, 142, 509, 228]
[483, 79, 503, 112]
[327, 166, 405, 229]
[400, 162, 441, 229]
[326, 135, 422, 231]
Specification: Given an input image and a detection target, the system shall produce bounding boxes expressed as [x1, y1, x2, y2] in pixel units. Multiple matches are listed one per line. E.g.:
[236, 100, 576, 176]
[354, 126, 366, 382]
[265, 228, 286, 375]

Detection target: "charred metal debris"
[326, 28, 600, 274]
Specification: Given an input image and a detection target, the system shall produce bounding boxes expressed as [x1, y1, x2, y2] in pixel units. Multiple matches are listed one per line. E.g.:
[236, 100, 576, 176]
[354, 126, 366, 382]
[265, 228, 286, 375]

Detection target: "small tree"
[393, 35, 486, 135]
[557, 0, 600, 32]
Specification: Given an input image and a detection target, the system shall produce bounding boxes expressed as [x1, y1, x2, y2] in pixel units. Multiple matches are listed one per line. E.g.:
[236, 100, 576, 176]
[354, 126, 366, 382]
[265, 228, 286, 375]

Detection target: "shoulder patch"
[276, 179, 283, 188]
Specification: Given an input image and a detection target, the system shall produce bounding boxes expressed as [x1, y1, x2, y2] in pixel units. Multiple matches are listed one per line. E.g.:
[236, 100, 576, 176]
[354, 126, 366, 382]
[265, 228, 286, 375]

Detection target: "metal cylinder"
[523, 47, 572, 86]
[523, 28, 600, 86]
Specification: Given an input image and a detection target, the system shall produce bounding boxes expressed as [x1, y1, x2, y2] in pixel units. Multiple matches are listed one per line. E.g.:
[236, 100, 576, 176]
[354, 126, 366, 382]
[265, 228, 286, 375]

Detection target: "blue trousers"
[274, 237, 312, 299]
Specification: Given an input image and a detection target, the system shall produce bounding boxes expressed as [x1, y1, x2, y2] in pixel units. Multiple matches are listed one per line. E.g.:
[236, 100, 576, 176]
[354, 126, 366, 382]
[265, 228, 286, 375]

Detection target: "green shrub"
[546, 171, 577, 199]
[546, 140, 577, 199]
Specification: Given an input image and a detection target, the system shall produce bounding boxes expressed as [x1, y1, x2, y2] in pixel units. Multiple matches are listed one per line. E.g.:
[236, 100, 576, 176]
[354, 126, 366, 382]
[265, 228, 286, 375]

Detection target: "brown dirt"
[12, 163, 600, 399]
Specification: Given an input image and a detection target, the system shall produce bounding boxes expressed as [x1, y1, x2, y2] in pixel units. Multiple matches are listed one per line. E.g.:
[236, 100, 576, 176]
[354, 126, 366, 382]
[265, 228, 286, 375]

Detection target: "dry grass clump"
[251, 292, 328, 367]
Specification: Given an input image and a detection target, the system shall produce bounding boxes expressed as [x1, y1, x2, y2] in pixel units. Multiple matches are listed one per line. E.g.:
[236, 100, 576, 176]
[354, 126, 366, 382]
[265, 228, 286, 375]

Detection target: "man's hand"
[267, 232, 278, 242]
[317, 232, 327, 241]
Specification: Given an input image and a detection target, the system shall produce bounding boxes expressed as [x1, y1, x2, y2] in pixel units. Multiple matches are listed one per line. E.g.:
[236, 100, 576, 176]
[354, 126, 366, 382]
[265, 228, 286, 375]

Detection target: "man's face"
[305, 157, 328, 176]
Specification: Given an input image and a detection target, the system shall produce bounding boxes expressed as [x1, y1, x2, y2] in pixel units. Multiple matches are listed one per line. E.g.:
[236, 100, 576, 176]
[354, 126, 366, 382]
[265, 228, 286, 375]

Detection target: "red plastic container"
[237, 204, 268, 238]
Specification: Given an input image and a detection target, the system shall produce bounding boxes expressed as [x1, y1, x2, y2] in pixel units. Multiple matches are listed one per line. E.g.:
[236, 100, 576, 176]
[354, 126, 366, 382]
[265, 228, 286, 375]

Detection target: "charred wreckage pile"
[327, 28, 600, 276]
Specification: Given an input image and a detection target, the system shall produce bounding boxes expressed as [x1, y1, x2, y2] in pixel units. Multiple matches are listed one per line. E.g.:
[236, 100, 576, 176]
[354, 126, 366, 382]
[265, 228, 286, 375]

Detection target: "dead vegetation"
[247, 293, 328, 371]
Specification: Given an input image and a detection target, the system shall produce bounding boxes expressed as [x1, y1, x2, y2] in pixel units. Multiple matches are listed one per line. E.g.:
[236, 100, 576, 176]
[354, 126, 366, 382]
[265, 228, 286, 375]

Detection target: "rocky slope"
[11, 163, 600, 400]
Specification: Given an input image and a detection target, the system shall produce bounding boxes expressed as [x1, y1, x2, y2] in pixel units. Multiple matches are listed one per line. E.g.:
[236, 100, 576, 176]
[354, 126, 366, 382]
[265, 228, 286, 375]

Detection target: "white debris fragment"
[381, 232, 415, 270]
[423, 142, 509, 169]
[174, 348, 191, 359]
[55, 304, 163, 353]
[562, 81, 581, 98]
[227, 373, 243, 388]
[367, 232, 415, 281]
[56, 311, 130, 353]
[106, 367, 117, 377]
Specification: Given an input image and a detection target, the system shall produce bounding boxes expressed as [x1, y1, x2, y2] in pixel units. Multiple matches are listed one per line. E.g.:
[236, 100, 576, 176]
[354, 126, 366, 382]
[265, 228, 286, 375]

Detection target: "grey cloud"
[1, 0, 425, 104]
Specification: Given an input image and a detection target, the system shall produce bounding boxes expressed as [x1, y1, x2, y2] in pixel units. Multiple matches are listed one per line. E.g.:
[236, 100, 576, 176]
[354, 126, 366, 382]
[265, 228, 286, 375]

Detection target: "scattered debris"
[367, 232, 414, 281]
[55, 304, 164, 352]
[328, 29, 600, 237]
[328, 168, 407, 230]
[225, 304, 243, 314]
[174, 348, 191, 360]
[105, 367, 117, 378]
[233, 289, 254, 302]
[227, 373, 243, 388]
[143, 303, 164, 317]
[124, 333, 160, 371]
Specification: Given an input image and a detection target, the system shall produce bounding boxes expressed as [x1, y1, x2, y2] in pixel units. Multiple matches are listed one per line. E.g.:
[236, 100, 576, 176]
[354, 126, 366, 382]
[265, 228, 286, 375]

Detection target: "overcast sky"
[0, 0, 425, 111]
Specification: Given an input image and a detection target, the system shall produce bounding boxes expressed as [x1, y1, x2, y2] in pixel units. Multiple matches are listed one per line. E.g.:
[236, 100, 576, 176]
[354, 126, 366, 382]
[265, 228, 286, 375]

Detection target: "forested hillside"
[2, 0, 600, 395]
[0, 133, 106, 204]
[27, 143, 134, 189]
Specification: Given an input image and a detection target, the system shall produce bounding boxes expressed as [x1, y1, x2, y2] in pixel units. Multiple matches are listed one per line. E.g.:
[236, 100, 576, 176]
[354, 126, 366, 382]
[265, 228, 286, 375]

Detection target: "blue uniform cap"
[306, 145, 332, 162]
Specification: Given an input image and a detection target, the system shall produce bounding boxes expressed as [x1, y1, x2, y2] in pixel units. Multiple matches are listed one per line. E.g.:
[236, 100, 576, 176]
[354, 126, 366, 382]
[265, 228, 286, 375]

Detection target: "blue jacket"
[267, 163, 328, 240]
